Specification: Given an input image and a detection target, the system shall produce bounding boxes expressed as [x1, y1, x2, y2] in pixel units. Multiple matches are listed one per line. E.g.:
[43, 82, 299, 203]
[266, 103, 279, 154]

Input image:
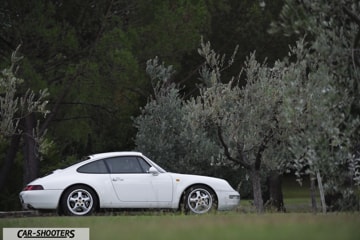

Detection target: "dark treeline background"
[0, 0, 292, 210]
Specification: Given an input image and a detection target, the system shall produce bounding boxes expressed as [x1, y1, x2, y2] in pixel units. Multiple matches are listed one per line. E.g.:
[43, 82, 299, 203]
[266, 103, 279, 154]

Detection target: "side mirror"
[148, 167, 159, 176]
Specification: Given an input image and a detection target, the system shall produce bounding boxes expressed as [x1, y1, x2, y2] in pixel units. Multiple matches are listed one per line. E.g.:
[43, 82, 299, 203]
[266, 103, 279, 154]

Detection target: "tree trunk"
[251, 169, 264, 213]
[267, 170, 285, 212]
[310, 174, 318, 213]
[0, 134, 21, 190]
[316, 170, 327, 214]
[23, 113, 39, 185]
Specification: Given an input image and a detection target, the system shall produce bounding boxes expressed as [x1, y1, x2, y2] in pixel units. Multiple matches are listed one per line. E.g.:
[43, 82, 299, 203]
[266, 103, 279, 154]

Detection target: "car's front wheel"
[60, 185, 98, 216]
[184, 185, 217, 214]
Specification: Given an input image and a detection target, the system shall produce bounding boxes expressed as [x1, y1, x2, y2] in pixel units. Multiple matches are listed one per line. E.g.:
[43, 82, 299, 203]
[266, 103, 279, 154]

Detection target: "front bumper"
[217, 190, 240, 211]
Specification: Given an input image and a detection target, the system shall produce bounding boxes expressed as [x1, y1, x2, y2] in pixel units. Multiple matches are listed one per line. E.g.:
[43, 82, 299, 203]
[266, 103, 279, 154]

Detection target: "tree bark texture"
[251, 169, 264, 213]
[316, 170, 327, 214]
[23, 113, 39, 186]
[310, 174, 318, 213]
[267, 171, 285, 212]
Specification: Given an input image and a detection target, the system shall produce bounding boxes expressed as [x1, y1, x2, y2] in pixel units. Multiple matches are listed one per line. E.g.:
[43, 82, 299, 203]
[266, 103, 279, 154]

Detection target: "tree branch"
[255, 143, 265, 171]
[343, 6, 360, 26]
[343, 6, 360, 49]
[60, 101, 117, 114]
[255, 129, 274, 171]
[217, 125, 251, 169]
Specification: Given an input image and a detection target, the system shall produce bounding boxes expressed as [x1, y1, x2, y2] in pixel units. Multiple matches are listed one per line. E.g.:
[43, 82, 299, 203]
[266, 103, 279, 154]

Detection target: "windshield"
[143, 155, 167, 173]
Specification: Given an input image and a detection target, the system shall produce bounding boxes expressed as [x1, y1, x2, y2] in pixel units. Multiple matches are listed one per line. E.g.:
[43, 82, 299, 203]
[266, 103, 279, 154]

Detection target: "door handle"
[112, 177, 124, 181]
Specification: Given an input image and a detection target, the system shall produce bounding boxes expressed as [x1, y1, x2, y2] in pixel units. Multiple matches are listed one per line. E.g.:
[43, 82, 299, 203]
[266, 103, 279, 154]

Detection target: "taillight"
[23, 185, 44, 191]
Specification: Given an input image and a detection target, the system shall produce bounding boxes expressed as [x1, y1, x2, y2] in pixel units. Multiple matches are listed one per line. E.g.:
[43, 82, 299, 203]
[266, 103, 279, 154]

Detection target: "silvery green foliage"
[191, 39, 291, 173]
[182, 94, 228, 168]
[133, 85, 184, 172]
[269, 0, 359, 38]
[270, 0, 360, 210]
[282, 38, 358, 211]
[0, 66, 19, 137]
[269, 0, 360, 96]
[0, 46, 49, 139]
[134, 58, 182, 171]
[283, 38, 355, 177]
[188, 40, 296, 212]
[134, 0, 360, 210]
[145, 56, 175, 92]
[197, 38, 238, 88]
[134, 57, 221, 173]
[191, 34, 359, 211]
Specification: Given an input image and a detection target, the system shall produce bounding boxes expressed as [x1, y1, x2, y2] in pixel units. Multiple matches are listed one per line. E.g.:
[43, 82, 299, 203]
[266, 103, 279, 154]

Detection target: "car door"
[105, 156, 173, 206]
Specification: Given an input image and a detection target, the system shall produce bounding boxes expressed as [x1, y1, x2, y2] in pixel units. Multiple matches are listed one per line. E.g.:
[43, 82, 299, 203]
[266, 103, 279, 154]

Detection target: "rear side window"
[77, 160, 108, 173]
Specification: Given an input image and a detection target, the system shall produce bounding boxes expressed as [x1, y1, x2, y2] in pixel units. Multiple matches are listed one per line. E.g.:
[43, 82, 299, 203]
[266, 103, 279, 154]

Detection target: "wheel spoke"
[187, 188, 213, 214]
[71, 205, 80, 211]
[66, 188, 94, 215]
[82, 196, 91, 202]
[189, 196, 197, 202]
[202, 194, 209, 200]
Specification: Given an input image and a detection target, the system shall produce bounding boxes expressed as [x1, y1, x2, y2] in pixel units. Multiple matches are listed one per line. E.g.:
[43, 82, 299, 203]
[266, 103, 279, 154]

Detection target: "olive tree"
[184, 31, 358, 213]
[133, 57, 183, 171]
[134, 57, 222, 174]
[282, 39, 358, 213]
[134, 1, 360, 213]
[0, 46, 49, 190]
[183, 39, 294, 212]
[270, 0, 360, 212]
[0, 46, 48, 138]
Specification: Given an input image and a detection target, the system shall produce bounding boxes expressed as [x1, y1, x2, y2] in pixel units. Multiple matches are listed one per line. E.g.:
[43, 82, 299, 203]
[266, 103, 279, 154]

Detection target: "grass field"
[2, 177, 359, 240]
[1, 212, 360, 240]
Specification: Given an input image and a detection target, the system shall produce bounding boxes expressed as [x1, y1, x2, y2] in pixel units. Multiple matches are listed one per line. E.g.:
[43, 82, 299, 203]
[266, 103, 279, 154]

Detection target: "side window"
[105, 156, 144, 174]
[137, 157, 151, 172]
[77, 160, 108, 174]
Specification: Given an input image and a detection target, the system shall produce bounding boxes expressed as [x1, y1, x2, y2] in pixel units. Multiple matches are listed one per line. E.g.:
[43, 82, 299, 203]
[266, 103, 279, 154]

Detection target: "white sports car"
[19, 152, 240, 216]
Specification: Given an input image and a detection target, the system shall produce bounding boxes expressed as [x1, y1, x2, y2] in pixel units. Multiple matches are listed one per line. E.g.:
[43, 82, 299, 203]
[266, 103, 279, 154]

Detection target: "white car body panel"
[20, 189, 62, 209]
[19, 152, 240, 213]
[110, 173, 173, 205]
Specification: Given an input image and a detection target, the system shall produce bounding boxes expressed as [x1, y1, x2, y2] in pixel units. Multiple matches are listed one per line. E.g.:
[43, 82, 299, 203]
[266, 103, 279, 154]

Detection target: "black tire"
[184, 185, 217, 214]
[60, 185, 98, 216]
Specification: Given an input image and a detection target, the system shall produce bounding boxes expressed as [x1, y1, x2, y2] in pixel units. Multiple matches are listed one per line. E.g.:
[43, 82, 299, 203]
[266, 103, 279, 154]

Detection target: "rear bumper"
[217, 190, 240, 211]
[19, 190, 63, 210]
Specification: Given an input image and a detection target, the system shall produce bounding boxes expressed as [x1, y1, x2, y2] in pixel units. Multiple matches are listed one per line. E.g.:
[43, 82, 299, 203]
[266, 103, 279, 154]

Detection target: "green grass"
[282, 175, 315, 198]
[1, 177, 358, 240]
[238, 197, 318, 213]
[1, 213, 360, 240]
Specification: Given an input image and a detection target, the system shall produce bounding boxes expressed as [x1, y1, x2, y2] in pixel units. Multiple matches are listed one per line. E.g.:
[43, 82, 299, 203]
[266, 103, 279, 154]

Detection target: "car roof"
[60, 152, 144, 171]
[87, 151, 143, 160]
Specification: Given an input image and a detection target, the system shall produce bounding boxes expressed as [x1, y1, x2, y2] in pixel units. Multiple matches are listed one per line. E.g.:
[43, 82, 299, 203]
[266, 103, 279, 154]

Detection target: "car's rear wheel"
[184, 185, 217, 214]
[61, 185, 98, 216]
